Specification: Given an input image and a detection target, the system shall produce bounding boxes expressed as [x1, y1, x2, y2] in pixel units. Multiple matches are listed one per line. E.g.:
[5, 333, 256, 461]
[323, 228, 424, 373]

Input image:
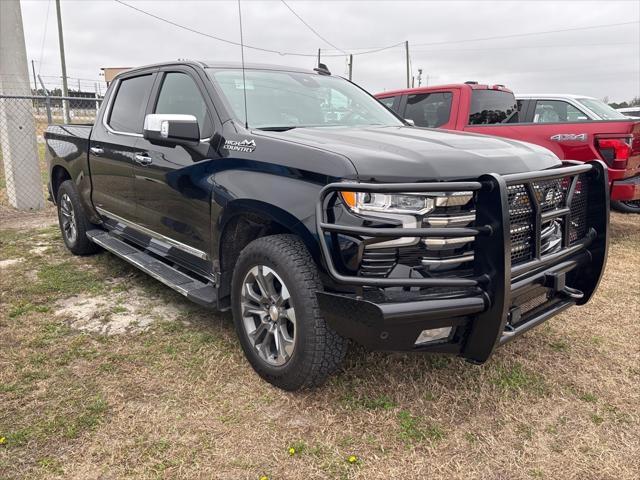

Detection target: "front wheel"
[231, 234, 348, 390]
[611, 199, 640, 214]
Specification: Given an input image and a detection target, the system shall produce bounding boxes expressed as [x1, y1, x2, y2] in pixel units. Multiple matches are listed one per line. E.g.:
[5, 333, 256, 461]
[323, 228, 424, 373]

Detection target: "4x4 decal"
[550, 133, 587, 142]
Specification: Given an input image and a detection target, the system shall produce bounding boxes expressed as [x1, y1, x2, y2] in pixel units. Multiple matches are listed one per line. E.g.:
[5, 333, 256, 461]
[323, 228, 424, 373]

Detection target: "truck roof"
[113, 60, 319, 81]
[515, 93, 598, 100]
[377, 83, 513, 97]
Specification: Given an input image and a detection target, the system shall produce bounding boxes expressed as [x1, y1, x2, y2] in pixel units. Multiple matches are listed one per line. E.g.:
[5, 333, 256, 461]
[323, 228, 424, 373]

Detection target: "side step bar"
[86, 229, 217, 307]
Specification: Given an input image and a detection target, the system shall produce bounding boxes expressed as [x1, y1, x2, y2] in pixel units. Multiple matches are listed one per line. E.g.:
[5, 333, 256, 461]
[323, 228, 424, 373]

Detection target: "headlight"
[340, 191, 472, 215]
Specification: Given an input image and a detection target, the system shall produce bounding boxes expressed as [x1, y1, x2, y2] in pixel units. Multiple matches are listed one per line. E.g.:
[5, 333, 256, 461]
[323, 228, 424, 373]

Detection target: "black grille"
[569, 174, 589, 244]
[535, 177, 569, 212]
[357, 171, 592, 277]
[507, 184, 535, 264]
[359, 249, 397, 277]
[508, 173, 590, 265]
[519, 292, 550, 317]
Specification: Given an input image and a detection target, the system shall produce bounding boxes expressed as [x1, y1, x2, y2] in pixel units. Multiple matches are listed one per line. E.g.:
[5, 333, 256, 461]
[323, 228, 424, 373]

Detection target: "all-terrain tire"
[56, 180, 100, 255]
[231, 234, 348, 390]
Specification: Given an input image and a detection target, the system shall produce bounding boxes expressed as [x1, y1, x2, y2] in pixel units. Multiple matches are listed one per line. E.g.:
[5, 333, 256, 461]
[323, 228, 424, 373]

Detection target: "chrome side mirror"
[143, 114, 199, 145]
[405, 118, 415, 126]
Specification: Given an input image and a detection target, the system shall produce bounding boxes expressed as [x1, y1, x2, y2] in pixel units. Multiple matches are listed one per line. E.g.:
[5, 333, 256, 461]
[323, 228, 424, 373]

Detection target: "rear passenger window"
[405, 92, 452, 128]
[154, 72, 212, 137]
[468, 90, 519, 124]
[108, 74, 154, 134]
[533, 100, 588, 123]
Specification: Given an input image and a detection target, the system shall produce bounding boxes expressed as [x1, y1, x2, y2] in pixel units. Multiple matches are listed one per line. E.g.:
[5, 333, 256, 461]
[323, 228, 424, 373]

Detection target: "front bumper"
[315, 161, 609, 363]
[611, 175, 640, 201]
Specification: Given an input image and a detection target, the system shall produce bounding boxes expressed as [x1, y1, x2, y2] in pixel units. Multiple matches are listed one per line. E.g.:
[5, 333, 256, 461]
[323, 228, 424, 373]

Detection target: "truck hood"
[256, 125, 561, 182]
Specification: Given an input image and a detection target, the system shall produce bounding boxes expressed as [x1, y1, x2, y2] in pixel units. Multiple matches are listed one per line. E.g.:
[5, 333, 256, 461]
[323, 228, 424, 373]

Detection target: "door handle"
[90, 146, 104, 155]
[134, 154, 153, 166]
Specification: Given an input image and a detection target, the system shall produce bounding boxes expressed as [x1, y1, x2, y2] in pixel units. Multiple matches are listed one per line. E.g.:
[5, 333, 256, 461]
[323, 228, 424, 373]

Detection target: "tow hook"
[560, 285, 584, 300]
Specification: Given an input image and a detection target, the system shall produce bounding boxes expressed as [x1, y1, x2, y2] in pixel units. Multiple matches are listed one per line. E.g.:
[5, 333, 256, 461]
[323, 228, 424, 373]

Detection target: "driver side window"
[154, 72, 213, 137]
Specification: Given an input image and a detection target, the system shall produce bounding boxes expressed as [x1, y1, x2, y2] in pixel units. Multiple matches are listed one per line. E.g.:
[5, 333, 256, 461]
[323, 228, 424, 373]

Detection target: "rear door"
[530, 99, 590, 123]
[89, 72, 155, 221]
[133, 66, 221, 261]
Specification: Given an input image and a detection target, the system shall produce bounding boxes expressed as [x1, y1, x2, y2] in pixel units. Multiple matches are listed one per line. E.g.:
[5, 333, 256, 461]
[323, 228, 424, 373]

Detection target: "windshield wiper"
[256, 126, 298, 132]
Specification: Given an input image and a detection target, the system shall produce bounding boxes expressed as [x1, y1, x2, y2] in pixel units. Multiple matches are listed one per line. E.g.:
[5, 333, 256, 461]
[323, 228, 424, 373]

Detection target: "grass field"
[0, 210, 638, 480]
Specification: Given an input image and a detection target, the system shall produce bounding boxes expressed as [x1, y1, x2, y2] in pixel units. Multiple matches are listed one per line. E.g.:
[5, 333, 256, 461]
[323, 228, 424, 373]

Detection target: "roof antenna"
[237, 0, 249, 129]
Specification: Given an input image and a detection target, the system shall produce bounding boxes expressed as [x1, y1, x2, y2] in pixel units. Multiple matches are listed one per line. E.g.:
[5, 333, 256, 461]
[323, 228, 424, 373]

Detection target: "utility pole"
[348, 54, 353, 81]
[317, 48, 321, 68]
[0, 0, 45, 210]
[31, 59, 37, 93]
[55, 0, 71, 123]
[405, 41, 410, 88]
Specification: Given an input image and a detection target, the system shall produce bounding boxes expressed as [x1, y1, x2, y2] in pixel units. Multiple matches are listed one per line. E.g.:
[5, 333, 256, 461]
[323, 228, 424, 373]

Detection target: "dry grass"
[0, 211, 638, 480]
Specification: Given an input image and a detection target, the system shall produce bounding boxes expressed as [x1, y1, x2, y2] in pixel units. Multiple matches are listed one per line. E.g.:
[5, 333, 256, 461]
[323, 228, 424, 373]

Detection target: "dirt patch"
[0, 206, 57, 230]
[28, 246, 50, 255]
[54, 288, 184, 335]
[0, 258, 24, 269]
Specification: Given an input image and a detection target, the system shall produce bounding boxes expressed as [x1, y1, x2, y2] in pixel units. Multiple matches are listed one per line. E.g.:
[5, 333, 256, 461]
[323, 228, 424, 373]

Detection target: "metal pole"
[31, 59, 39, 113]
[55, 0, 70, 123]
[38, 75, 53, 124]
[31, 59, 37, 93]
[348, 54, 353, 81]
[0, 0, 45, 210]
[405, 41, 410, 88]
[317, 48, 321, 68]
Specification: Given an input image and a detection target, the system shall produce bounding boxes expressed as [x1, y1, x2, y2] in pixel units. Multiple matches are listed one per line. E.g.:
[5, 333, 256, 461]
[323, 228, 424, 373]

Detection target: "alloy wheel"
[59, 193, 77, 244]
[240, 265, 296, 366]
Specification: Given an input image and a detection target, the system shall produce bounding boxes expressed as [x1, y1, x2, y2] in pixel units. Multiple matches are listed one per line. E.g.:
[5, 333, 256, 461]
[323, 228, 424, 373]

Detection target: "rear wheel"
[611, 199, 640, 214]
[56, 180, 100, 255]
[231, 234, 348, 390]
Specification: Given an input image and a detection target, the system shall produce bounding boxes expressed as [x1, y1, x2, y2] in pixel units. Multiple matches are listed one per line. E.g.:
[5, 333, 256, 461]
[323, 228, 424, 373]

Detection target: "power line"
[113, 0, 401, 58]
[410, 41, 637, 53]
[319, 21, 639, 53]
[37, 0, 53, 75]
[280, 0, 347, 55]
[112, 1, 638, 61]
[411, 21, 639, 47]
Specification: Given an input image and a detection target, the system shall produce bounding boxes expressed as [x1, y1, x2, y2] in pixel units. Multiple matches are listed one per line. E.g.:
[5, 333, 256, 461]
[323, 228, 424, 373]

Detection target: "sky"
[18, 0, 640, 102]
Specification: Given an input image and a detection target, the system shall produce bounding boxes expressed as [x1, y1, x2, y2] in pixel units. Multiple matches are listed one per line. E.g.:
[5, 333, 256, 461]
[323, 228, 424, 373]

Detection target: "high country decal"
[223, 139, 256, 152]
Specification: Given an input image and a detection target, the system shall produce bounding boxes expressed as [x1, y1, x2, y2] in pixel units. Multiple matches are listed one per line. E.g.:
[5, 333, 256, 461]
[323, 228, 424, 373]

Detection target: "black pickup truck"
[45, 61, 609, 390]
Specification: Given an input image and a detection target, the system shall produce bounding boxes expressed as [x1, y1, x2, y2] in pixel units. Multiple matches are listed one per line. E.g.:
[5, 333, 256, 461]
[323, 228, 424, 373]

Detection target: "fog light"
[414, 327, 452, 345]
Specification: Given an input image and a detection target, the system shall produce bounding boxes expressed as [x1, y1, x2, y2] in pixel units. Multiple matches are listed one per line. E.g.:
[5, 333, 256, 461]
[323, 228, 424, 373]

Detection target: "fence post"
[38, 75, 53, 124]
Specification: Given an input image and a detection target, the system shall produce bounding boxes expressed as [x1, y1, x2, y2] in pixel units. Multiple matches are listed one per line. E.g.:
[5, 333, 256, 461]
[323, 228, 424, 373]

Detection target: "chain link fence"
[0, 94, 103, 211]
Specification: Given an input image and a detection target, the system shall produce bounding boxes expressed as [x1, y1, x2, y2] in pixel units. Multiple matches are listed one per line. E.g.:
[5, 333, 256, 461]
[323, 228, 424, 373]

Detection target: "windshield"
[207, 68, 403, 129]
[577, 98, 627, 120]
[468, 90, 519, 125]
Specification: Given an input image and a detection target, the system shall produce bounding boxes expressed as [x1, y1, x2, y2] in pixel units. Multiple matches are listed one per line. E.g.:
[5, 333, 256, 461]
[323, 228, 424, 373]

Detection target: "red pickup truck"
[375, 83, 640, 213]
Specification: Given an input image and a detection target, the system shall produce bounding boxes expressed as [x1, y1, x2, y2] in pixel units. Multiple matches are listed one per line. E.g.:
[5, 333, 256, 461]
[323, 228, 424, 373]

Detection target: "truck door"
[89, 72, 155, 222]
[133, 68, 220, 260]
